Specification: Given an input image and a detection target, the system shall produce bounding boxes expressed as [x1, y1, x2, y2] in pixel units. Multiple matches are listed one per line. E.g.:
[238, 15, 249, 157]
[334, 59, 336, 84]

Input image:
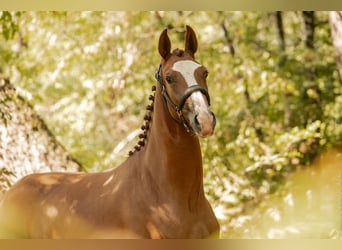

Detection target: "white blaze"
[172, 60, 201, 87]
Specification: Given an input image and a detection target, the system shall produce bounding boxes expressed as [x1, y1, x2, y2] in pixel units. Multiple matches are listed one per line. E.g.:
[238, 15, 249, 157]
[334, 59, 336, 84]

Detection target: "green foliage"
[0, 12, 20, 40]
[0, 11, 341, 230]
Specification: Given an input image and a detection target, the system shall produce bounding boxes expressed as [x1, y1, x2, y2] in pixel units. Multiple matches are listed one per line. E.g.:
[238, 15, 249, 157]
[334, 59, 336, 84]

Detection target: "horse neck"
[139, 83, 205, 202]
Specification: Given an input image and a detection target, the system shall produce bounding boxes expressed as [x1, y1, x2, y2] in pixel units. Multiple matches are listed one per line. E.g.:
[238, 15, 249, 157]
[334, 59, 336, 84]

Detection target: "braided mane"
[128, 85, 156, 156]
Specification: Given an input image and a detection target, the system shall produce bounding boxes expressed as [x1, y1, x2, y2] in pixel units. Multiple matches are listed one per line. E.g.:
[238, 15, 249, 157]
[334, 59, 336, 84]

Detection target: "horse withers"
[0, 25, 219, 239]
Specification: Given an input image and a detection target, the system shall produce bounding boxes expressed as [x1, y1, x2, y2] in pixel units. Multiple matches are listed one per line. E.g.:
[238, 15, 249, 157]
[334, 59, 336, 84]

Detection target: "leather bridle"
[155, 64, 211, 133]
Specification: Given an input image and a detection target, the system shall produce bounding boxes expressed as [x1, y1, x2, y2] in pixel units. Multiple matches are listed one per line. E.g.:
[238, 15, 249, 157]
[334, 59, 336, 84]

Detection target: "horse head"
[156, 25, 216, 138]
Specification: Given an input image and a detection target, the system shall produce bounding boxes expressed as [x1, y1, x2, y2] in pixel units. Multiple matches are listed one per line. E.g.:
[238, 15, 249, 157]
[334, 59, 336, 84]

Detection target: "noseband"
[155, 64, 211, 133]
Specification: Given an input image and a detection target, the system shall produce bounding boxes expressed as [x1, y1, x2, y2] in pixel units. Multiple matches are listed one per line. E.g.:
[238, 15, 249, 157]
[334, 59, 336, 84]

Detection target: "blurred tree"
[329, 11, 342, 81]
[218, 12, 235, 57]
[0, 12, 82, 194]
[275, 11, 285, 52]
[0, 78, 82, 194]
[302, 11, 315, 50]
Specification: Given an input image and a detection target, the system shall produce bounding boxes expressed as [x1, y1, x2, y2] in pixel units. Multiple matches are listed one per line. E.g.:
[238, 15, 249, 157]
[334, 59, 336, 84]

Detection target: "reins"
[155, 64, 211, 133]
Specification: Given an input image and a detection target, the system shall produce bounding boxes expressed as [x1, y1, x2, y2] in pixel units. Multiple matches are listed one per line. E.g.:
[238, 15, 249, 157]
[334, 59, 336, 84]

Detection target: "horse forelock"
[172, 48, 184, 57]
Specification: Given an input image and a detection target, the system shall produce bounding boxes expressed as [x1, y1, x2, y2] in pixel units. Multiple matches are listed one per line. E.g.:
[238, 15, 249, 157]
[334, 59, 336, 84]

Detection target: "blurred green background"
[1, 11, 341, 238]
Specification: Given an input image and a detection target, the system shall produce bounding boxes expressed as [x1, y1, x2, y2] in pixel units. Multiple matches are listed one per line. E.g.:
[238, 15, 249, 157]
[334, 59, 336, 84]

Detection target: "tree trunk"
[221, 18, 235, 57]
[302, 11, 315, 49]
[329, 11, 342, 81]
[275, 11, 285, 52]
[0, 79, 82, 194]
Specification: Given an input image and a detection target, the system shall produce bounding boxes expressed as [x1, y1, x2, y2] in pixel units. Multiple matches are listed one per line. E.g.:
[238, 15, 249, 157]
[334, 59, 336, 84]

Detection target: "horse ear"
[185, 25, 198, 56]
[158, 28, 171, 60]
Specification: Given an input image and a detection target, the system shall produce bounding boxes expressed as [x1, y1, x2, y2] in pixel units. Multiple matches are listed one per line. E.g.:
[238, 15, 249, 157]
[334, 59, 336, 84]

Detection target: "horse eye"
[165, 75, 173, 84]
[203, 71, 209, 78]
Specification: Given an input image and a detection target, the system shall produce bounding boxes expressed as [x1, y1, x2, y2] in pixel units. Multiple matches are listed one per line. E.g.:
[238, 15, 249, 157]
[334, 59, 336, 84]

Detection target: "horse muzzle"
[190, 109, 216, 138]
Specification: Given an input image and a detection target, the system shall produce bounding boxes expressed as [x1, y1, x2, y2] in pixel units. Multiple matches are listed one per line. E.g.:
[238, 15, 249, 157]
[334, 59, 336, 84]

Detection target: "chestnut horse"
[0, 25, 219, 238]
